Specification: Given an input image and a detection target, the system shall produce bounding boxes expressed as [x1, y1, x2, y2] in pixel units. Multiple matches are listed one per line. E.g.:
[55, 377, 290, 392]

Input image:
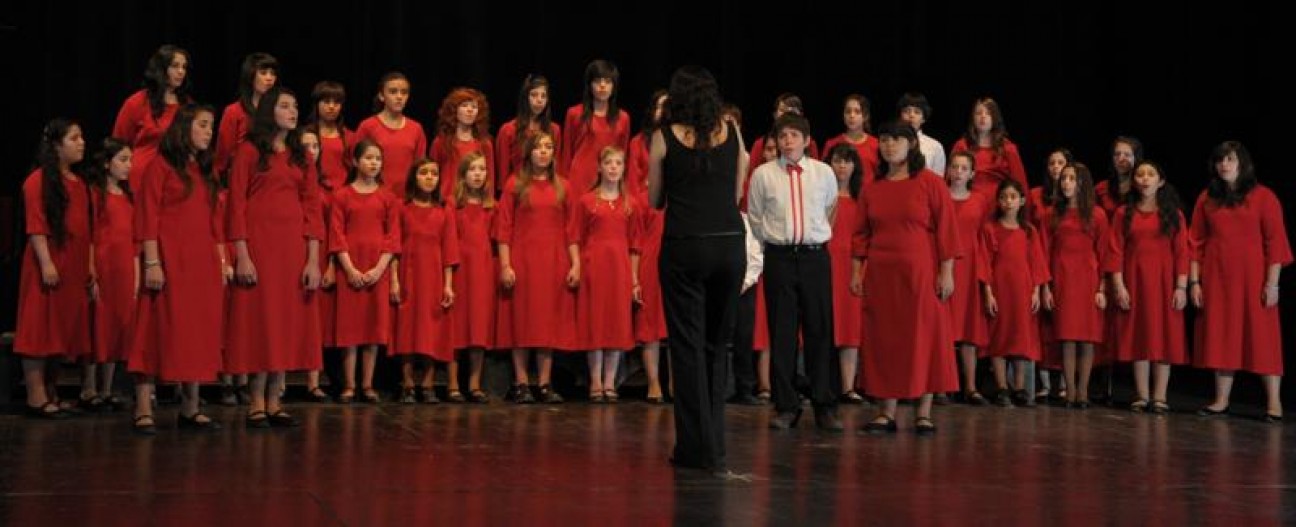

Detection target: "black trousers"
[762, 246, 839, 413]
[661, 235, 744, 470]
[730, 286, 758, 398]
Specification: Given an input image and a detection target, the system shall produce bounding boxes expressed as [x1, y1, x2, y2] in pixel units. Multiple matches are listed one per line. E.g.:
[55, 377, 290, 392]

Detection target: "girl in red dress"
[128, 105, 225, 433]
[825, 143, 865, 404]
[1041, 162, 1108, 408]
[330, 139, 402, 403]
[15, 119, 89, 418]
[946, 152, 991, 404]
[629, 90, 669, 401]
[1092, 137, 1142, 403]
[496, 74, 561, 191]
[561, 59, 631, 194]
[1029, 148, 1072, 400]
[850, 121, 959, 434]
[821, 94, 880, 186]
[453, 152, 497, 403]
[392, 159, 460, 404]
[979, 180, 1050, 407]
[495, 131, 579, 404]
[1105, 161, 1188, 414]
[113, 45, 190, 184]
[356, 72, 427, 198]
[1191, 142, 1291, 422]
[226, 87, 324, 427]
[950, 98, 1029, 202]
[572, 146, 641, 402]
[298, 129, 332, 402]
[215, 52, 277, 180]
[85, 138, 136, 411]
[432, 87, 494, 197]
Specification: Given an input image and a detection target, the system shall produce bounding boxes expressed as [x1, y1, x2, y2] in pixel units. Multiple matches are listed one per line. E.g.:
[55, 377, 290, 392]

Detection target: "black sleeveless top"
[660, 122, 743, 238]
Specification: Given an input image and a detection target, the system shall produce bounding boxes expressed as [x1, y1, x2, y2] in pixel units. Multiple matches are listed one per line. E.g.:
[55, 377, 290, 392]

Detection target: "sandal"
[337, 389, 355, 404]
[862, 415, 898, 434]
[79, 394, 107, 412]
[509, 384, 535, 404]
[245, 410, 271, 429]
[1129, 399, 1149, 413]
[445, 390, 466, 404]
[589, 390, 606, 404]
[755, 390, 772, 403]
[179, 412, 223, 431]
[417, 387, 440, 405]
[537, 384, 564, 404]
[604, 389, 619, 404]
[1150, 400, 1170, 415]
[914, 416, 938, 436]
[838, 390, 865, 405]
[399, 387, 416, 404]
[963, 391, 989, 406]
[132, 414, 157, 435]
[267, 410, 300, 428]
[25, 402, 70, 420]
[305, 387, 331, 403]
[468, 390, 490, 404]
[361, 388, 381, 404]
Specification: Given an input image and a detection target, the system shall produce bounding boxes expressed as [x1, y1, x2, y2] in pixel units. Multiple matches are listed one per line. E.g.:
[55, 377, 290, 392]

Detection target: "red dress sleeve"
[1028, 228, 1051, 285]
[383, 191, 402, 255]
[1005, 141, 1029, 191]
[1103, 207, 1127, 274]
[302, 160, 324, 241]
[850, 185, 871, 259]
[135, 159, 166, 241]
[1188, 192, 1209, 263]
[496, 121, 516, 185]
[1092, 208, 1110, 276]
[225, 143, 257, 241]
[112, 92, 144, 146]
[329, 188, 349, 254]
[628, 200, 643, 254]
[976, 223, 996, 284]
[493, 181, 516, 244]
[550, 122, 563, 163]
[22, 173, 49, 235]
[415, 122, 429, 161]
[929, 175, 960, 262]
[1258, 187, 1294, 267]
[1172, 210, 1190, 277]
[561, 106, 580, 177]
[214, 102, 246, 177]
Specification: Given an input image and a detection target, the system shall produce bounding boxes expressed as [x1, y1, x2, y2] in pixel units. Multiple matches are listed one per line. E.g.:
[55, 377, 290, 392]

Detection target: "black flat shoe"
[267, 410, 300, 428]
[814, 408, 844, 432]
[418, 387, 440, 405]
[1263, 414, 1283, 424]
[915, 416, 938, 436]
[469, 389, 490, 404]
[862, 415, 898, 434]
[509, 384, 535, 404]
[537, 384, 564, 404]
[245, 410, 271, 429]
[132, 414, 158, 435]
[1150, 400, 1171, 415]
[963, 391, 989, 406]
[769, 408, 804, 430]
[1196, 405, 1229, 417]
[304, 387, 331, 403]
[179, 412, 223, 431]
[24, 402, 70, 420]
[445, 390, 466, 404]
[838, 390, 865, 405]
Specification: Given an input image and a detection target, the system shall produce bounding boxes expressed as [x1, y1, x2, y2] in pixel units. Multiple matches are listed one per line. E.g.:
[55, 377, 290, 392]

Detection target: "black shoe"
[861, 415, 898, 434]
[915, 416, 938, 436]
[838, 390, 865, 405]
[768, 408, 804, 430]
[417, 387, 440, 405]
[932, 393, 951, 406]
[509, 384, 535, 404]
[963, 391, 989, 406]
[1196, 405, 1229, 417]
[1130, 399, 1149, 413]
[304, 387, 331, 403]
[1263, 414, 1283, 424]
[814, 408, 844, 432]
[132, 414, 157, 435]
[179, 412, 223, 431]
[445, 390, 466, 404]
[24, 402, 70, 420]
[469, 389, 490, 404]
[219, 385, 238, 406]
[1150, 400, 1170, 415]
[994, 389, 1014, 407]
[399, 387, 416, 404]
[267, 410, 300, 428]
[245, 410, 271, 429]
[537, 384, 564, 404]
[1011, 390, 1035, 407]
[727, 393, 764, 406]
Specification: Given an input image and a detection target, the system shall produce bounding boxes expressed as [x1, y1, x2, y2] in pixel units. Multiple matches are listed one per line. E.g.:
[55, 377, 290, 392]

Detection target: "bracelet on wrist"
[143, 259, 161, 268]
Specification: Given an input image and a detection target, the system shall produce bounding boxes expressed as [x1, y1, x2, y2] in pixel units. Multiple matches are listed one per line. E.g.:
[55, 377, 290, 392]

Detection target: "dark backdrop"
[1, 1, 1288, 404]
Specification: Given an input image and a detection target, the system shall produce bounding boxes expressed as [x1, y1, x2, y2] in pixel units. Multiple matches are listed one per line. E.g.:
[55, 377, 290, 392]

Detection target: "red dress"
[224, 144, 324, 373]
[571, 192, 640, 350]
[821, 134, 879, 186]
[1092, 179, 1125, 364]
[318, 190, 338, 347]
[453, 202, 497, 349]
[950, 138, 1029, 202]
[92, 190, 136, 362]
[493, 178, 578, 350]
[355, 115, 428, 198]
[113, 90, 180, 205]
[318, 129, 354, 190]
[828, 195, 862, 347]
[633, 194, 667, 343]
[495, 120, 561, 191]
[560, 105, 630, 194]
[1190, 187, 1292, 375]
[14, 171, 92, 358]
[214, 101, 250, 178]
[431, 136, 495, 197]
[1103, 207, 1189, 363]
[330, 185, 402, 347]
[127, 157, 224, 381]
[393, 204, 460, 361]
[978, 222, 1050, 360]
[852, 171, 960, 398]
[1043, 207, 1108, 344]
[950, 192, 991, 347]
[626, 134, 651, 196]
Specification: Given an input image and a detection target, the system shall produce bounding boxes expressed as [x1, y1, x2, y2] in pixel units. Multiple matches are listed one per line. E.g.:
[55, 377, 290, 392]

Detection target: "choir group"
[12, 45, 1289, 435]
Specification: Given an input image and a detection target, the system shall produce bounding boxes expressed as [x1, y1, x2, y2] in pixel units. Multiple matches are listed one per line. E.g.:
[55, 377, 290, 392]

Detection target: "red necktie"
[787, 162, 802, 177]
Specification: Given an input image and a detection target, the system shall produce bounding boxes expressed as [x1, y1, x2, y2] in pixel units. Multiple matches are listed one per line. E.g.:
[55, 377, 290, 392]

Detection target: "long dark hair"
[514, 74, 553, 154]
[964, 97, 1010, 158]
[994, 179, 1034, 238]
[159, 104, 217, 204]
[827, 142, 863, 199]
[237, 52, 278, 115]
[143, 45, 192, 120]
[1039, 147, 1074, 209]
[875, 120, 926, 177]
[90, 137, 134, 212]
[35, 119, 80, 245]
[1050, 161, 1095, 233]
[248, 86, 307, 171]
[1206, 140, 1257, 207]
[307, 81, 348, 177]
[1106, 136, 1143, 203]
[404, 158, 444, 206]
[639, 89, 669, 141]
[580, 60, 621, 124]
[665, 66, 722, 150]
[842, 93, 872, 134]
[1122, 160, 1181, 237]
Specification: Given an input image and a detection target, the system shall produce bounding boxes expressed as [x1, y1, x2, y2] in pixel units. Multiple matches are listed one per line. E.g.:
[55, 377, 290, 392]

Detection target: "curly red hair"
[436, 87, 491, 141]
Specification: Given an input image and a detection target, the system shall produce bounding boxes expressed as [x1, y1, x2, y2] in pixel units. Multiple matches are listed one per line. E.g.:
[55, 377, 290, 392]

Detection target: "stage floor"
[1, 400, 1291, 525]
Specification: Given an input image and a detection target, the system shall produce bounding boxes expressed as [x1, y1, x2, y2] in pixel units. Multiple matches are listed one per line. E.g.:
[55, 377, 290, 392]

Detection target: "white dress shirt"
[740, 212, 764, 292]
[918, 130, 947, 176]
[747, 155, 838, 246]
